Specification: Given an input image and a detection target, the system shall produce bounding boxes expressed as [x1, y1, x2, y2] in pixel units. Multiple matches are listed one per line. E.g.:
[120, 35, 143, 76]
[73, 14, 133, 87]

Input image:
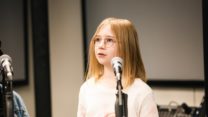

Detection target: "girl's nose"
[98, 40, 106, 48]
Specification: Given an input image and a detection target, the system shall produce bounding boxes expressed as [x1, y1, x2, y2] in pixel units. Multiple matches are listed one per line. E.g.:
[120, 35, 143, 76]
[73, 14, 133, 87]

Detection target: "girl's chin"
[97, 60, 105, 65]
[97, 59, 108, 65]
[96, 57, 111, 65]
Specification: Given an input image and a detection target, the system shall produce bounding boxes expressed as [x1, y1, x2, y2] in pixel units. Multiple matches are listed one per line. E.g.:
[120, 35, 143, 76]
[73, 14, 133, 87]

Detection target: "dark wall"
[31, 0, 51, 117]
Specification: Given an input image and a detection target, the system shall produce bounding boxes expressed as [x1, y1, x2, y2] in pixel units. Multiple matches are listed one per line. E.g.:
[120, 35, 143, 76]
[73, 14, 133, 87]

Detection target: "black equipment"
[158, 96, 206, 117]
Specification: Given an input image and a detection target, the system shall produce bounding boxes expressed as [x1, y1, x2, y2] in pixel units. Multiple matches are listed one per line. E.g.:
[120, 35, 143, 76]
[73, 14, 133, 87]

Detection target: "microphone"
[0, 54, 13, 80]
[112, 57, 128, 117]
[111, 57, 123, 81]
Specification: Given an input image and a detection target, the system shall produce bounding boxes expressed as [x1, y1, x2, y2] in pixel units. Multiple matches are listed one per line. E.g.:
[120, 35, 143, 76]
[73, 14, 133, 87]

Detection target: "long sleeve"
[13, 91, 30, 117]
[127, 79, 159, 117]
[77, 83, 86, 117]
[138, 93, 159, 117]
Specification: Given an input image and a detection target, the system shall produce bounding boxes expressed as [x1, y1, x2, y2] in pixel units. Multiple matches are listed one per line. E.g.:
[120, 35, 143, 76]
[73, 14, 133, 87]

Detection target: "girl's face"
[94, 25, 118, 67]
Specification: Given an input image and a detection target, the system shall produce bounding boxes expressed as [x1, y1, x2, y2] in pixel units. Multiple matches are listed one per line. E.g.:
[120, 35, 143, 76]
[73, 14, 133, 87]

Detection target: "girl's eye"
[106, 38, 114, 42]
[94, 38, 101, 42]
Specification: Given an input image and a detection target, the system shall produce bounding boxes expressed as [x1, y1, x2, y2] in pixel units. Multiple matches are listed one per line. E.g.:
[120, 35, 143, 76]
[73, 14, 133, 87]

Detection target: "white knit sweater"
[77, 77, 159, 117]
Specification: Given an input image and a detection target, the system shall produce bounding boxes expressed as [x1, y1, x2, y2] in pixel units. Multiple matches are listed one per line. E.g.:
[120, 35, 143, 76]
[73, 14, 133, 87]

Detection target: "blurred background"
[0, 0, 206, 117]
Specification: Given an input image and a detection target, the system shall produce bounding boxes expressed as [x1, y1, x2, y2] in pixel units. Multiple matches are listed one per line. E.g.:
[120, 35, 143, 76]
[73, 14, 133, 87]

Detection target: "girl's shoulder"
[127, 78, 153, 95]
[133, 78, 151, 88]
[80, 77, 96, 89]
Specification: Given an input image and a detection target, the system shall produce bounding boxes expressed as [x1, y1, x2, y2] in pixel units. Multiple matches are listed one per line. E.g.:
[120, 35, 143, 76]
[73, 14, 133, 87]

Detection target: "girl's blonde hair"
[86, 17, 146, 87]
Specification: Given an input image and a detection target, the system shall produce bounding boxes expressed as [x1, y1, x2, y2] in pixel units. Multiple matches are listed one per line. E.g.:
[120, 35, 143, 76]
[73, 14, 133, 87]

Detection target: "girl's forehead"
[97, 25, 114, 36]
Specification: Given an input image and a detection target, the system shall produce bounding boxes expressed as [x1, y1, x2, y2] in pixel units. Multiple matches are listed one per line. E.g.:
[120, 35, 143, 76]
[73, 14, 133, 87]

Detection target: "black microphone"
[111, 57, 123, 81]
[0, 54, 13, 80]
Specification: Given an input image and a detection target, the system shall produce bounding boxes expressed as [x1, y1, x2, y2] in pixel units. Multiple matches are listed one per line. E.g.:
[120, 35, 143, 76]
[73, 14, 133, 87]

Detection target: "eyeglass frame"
[93, 36, 117, 48]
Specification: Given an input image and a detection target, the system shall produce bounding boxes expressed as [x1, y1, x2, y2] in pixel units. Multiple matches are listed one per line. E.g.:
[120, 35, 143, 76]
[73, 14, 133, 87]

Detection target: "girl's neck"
[102, 65, 115, 79]
[98, 65, 117, 88]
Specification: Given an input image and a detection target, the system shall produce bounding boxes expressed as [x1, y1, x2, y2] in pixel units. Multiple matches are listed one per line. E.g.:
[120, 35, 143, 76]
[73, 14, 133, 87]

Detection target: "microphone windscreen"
[0, 54, 12, 64]
[111, 57, 123, 67]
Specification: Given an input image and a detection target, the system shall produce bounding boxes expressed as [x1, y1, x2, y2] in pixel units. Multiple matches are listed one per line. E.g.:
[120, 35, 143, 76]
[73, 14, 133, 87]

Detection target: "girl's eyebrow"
[95, 35, 115, 38]
[106, 35, 115, 38]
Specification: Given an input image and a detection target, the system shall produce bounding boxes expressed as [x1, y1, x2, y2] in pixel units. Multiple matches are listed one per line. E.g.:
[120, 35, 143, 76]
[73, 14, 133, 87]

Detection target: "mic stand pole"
[2, 71, 14, 117]
[115, 75, 128, 117]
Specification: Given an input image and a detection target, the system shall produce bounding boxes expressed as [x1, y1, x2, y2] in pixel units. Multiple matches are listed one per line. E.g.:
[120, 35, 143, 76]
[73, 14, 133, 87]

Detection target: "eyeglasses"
[94, 37, 116, 48]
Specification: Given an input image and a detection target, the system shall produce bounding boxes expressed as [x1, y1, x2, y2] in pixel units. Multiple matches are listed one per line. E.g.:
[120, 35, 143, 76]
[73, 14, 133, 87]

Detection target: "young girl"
[77, 17, 159, 117]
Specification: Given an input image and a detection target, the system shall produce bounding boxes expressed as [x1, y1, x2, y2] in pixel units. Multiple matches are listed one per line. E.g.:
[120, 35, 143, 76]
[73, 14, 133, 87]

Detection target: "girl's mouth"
[97, 53, 106, 57]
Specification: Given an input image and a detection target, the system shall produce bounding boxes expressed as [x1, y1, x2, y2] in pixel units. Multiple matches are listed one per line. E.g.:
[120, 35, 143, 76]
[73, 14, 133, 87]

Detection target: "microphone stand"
[1, 70, 14, 117]
[115, 74, 128, 117]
